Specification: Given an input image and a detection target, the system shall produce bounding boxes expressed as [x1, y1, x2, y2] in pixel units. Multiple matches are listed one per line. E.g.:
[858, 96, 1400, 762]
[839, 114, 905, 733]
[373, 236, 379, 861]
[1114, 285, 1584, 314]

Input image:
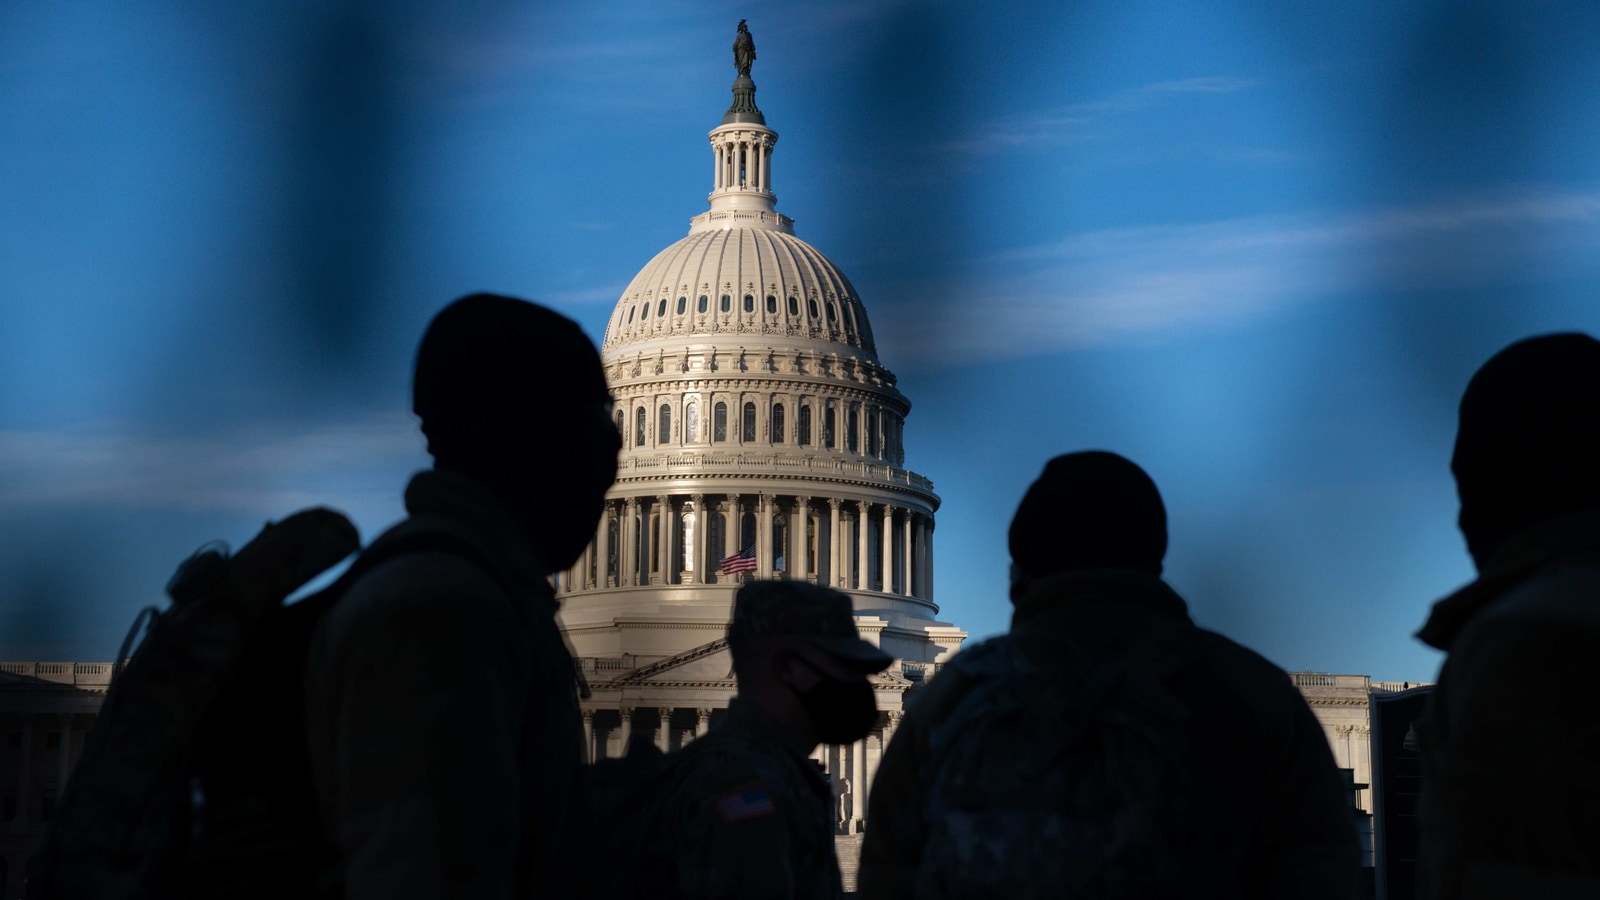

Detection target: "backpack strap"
[330, 521, 591, 701]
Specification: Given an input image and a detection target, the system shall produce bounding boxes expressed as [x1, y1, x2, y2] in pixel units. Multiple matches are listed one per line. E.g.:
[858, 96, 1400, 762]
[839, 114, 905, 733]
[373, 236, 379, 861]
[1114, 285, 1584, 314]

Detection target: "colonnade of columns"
[561, 494, 933, 599]
[713, 133, 774, 193]
[6, 713, 77, 829]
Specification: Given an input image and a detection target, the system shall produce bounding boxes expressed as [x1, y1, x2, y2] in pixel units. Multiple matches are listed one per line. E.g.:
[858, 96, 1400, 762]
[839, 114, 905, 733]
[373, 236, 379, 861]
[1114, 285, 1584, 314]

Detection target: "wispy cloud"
[941, 75, 1257, 154]
[873, 189, 1600, 366]
[0, 414, 424, 514]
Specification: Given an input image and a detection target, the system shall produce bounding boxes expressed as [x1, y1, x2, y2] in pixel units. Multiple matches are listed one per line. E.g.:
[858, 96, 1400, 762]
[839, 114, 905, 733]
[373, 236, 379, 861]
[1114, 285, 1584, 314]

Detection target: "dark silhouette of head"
[726, 580, 891, 751]
[1009, 451, 1168, 599]
[413, 293, 620, 570]
[1452, 332, 1600, 569]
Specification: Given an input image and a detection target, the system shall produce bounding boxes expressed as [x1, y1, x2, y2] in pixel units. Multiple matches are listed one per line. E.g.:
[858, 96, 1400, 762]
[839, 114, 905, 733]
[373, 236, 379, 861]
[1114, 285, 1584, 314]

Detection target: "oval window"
[808, 298, 819, 318]
[657, 299, 667, 317]
[788, 296, 799, 317]
[826, 302, 837, 323]
[766, 294, 777, 314]
[677, 296, 686, 315]
[628, 305, 636, 323]
[642, 302, 650, 320]
[721, 294, 731, 313]
[743, 294, 755, 313]
[698, 294, 708, 313]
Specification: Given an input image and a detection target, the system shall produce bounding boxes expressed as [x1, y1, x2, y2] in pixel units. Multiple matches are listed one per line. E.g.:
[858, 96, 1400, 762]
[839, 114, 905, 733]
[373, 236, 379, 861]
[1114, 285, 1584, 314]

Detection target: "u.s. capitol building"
[550, 28, 966, 841]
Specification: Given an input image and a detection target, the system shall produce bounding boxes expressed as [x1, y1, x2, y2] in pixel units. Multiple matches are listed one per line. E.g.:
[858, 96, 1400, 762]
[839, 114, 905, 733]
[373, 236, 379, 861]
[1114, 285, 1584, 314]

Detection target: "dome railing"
[611, 451, 935, 493]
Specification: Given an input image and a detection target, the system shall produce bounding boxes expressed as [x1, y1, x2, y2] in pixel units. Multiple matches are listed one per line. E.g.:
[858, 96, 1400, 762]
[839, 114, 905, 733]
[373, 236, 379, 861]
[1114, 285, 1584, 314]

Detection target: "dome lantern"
[707, 21, 779, 218]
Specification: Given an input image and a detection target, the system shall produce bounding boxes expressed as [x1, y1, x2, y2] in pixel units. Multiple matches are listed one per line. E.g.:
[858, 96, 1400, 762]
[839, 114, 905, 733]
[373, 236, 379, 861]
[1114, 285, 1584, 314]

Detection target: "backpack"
[912, 627, 1214, 900]
[26, 508, 508, 900]
[587, 735, 690, 900]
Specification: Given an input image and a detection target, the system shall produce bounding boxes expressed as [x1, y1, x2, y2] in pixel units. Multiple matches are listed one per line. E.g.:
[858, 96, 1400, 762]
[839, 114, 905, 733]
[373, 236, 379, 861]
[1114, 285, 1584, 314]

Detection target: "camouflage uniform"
[665, 697, 843, 900]
[304, 470, 591, 900]
[859, 569, 1358, 900]
[654, 580, 887, 900]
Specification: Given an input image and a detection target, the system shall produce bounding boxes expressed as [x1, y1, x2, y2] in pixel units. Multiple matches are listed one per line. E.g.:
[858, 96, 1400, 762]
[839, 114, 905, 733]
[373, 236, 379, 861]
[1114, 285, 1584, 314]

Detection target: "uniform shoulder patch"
[713, 783, 777, 823]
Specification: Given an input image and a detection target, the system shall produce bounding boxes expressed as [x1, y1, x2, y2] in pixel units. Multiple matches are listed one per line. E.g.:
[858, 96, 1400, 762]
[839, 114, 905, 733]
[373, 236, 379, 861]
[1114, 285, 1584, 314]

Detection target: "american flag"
[719, 543, 757, 574]
[714, 785, 776, 823]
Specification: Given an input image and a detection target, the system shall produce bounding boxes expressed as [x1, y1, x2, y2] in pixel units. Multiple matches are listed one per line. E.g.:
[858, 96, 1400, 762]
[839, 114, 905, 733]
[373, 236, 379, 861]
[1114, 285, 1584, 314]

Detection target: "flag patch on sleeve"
[714, 785, 777, 823]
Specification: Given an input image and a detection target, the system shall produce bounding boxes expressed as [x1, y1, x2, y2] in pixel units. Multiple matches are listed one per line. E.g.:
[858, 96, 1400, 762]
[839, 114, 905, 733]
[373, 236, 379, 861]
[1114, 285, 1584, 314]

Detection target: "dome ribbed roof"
[602, 225, 877, 356]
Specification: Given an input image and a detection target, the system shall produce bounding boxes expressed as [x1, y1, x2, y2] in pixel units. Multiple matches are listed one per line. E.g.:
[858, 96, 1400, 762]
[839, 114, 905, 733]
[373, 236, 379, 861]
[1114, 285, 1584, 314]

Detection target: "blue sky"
[4, 2, 1599, 682]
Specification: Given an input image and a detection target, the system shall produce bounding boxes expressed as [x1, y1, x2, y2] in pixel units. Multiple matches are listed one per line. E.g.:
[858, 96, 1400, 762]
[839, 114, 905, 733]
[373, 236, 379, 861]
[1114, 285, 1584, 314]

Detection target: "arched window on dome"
[641, 301, 650, 320]
[867, 406, 880, 458]
[798, 404, 812, 446]
[721, 294, 731, 313]
[844, 300, 858, 333]
[676, 296, 686, 315]
[766, 294, 777, 314]
[823, 400, 836, 449]
[743, 294, 755, 314]
[698, 294, 708, 313]
[771, 403, 785, 444]
[615, 409, 625, 437]
[846, 402, 860, 453]
[657, 299, 667, 318]
[788, 296, 799, 317]
[685, 401, 699, 443]
[635, 407, 647, 448]
[808, 298, 819, 319]
[826, 301, 838, 324]
[628, 305, 636, 323]
[713, 402, 728, 442]
[742, 402, 757, 443]
[658, 404, 671, 446]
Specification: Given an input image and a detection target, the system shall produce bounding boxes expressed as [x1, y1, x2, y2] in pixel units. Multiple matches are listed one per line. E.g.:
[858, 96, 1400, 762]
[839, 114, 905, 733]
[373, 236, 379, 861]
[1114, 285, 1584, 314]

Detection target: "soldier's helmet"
[728, 581, 894, 673]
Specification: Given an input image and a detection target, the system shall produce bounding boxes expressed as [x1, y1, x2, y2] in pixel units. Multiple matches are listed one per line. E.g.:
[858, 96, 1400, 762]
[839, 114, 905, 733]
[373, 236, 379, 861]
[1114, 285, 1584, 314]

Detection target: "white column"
[792, 496, 809, 580]
[856, 502, 871, 591]
[851, 734, 867, 831]
[880, 505, 893, 593]
[921, 515, 934, 598]
[692, 494, 707, 584]
[715, 144, 723, 190]
[618, 708, 634, 753]
[623, 498, 638, 586]
[657, 708, 673, 753]
[901, 511, 914, 596]
[581, 709, 595, 764]
[758, 494, 774, 578]
[696, 708, 712, 737]
[829, 499, 842, 588]
[56, 714, 73, 793]
[658, 495, 674, 585]
[597, 503, 612, 588]
[729, 493, 743, 569]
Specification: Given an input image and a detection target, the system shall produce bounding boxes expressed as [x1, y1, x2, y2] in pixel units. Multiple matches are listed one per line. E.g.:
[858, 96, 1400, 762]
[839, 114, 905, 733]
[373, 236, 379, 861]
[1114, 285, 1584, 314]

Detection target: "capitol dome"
[603, 225, 877, 357]
[555, 23, 965, 836]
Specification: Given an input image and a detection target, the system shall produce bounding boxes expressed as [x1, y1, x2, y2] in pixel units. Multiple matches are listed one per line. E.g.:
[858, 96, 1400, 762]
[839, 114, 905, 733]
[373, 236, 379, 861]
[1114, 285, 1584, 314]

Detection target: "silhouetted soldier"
[646, 580, 889, 900]
[1415, 333, 1600, 898]
[859, 451, 1358, 899]
[304, 294, 619, 899]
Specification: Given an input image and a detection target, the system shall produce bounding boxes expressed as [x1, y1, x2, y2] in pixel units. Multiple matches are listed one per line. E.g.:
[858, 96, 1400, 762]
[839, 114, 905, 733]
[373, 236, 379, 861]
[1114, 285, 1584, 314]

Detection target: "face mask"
[794, 660, 878, 745]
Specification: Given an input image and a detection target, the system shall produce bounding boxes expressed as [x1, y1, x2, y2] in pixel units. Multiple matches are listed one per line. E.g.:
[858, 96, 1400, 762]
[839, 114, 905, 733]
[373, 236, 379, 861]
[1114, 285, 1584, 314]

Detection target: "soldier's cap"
[728, 580, 893, 673]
